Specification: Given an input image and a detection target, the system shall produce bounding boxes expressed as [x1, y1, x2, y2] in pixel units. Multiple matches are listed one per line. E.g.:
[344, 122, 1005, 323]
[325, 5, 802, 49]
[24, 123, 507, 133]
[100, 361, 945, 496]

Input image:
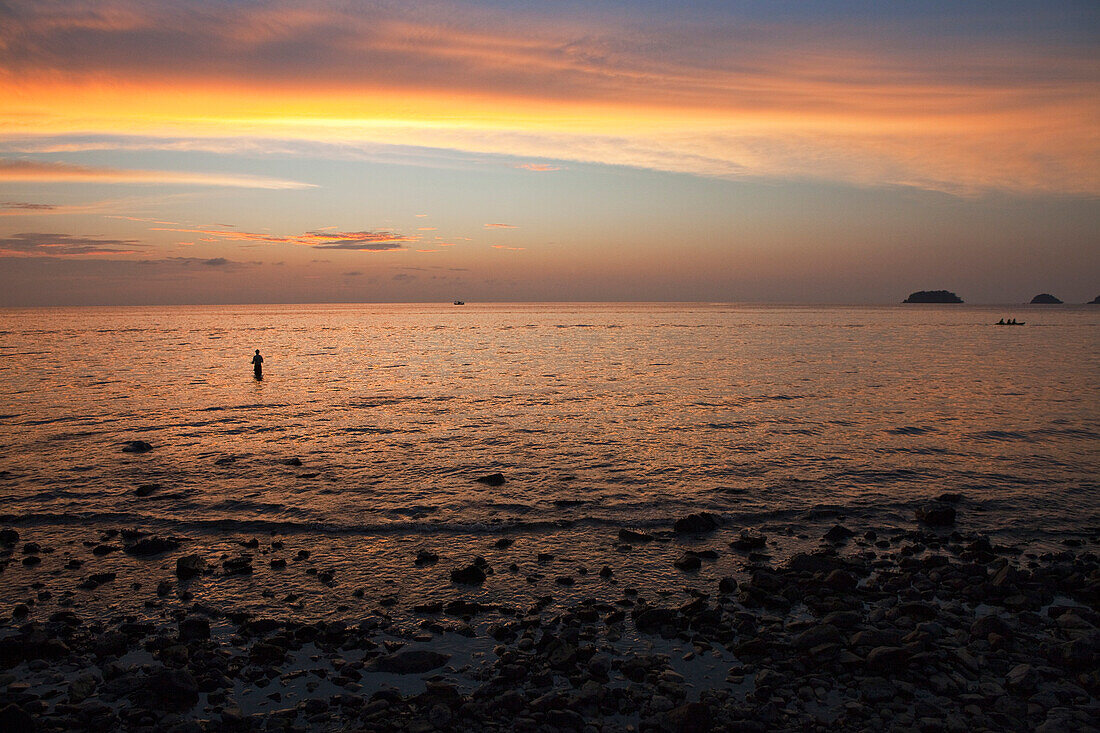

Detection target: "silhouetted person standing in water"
[252, 349, 264, 380]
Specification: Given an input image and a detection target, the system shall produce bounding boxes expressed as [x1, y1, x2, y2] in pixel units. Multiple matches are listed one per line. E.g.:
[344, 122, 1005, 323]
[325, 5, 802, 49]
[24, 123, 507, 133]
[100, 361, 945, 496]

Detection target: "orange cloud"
[0, 159, 314, 189]
[485, 223, 518, 229]
[517, 163, 562, 172]
[492, 245, 524, 251]
[0, 2, 1095, 194]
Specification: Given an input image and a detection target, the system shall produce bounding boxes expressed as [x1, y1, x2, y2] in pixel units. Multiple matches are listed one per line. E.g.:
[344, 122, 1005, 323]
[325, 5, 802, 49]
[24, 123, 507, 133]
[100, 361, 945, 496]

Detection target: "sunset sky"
[1, 0, 1097, 305]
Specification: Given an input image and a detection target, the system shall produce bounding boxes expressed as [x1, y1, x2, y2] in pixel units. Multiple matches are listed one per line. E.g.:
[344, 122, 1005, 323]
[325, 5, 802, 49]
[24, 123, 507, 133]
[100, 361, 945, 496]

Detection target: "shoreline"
[1, 502, 1098, 732]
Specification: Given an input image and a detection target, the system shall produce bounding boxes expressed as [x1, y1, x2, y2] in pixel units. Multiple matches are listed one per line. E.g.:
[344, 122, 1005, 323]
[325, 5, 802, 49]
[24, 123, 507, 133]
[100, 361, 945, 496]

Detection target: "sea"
[1, 302, 1097, 619]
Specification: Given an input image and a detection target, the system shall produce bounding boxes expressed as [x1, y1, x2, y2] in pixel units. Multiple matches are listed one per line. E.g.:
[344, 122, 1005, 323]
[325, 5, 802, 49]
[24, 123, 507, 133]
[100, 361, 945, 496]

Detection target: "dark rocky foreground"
[1, 511, 1098, 733]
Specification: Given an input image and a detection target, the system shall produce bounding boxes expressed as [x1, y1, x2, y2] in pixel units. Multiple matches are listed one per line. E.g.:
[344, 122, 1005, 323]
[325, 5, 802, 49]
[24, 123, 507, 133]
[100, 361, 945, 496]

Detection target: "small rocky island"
[903, 290, 963, 303]
[1088, 295, 1099, 304]
[1029, 293, 1063, 304]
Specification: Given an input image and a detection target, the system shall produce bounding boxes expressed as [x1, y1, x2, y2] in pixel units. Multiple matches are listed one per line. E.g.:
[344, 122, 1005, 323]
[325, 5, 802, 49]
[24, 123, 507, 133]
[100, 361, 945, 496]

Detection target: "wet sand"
[1, 497, 1098, 732]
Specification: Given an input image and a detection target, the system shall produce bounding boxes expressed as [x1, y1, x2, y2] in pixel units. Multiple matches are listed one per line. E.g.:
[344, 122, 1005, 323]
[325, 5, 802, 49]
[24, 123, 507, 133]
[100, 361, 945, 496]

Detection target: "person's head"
[255, 349, 260, 354]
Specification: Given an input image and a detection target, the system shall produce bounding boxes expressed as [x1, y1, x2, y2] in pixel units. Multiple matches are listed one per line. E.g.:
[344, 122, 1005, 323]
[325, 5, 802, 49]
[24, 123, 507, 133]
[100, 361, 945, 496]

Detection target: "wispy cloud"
[491, 244, 525, 251]
[0, 159, 315, 189]
[517, 163, 561, 172]
[149, 226, 415, 251]
[1, 201, 56, 211]
[0, 232, 144, 256]
[485, 223, 517, 229]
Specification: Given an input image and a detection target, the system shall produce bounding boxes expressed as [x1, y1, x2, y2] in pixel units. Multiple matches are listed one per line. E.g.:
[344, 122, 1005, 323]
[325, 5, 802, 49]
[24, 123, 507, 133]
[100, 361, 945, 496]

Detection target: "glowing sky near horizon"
[0, 0, 1097, 305]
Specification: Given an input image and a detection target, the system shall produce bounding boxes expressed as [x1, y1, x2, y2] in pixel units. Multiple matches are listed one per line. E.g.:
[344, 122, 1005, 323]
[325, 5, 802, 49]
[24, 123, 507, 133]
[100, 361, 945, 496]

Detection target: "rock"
[80, 572, 116, 589]
[370, 650, 451, 674]
[618, 528, 655, 543]
[179, 615, 210, 642]
[937, 492, 963, 503]
[270, 558, 287, 569]
[673, 554, 701, 571]
[134, 483, 161, 497]
[665, 701, 713, 733]
[1006, 663, 1038, 692]
[121, 440, 154, 453]
[69, 674, 98, 702]
[599, 566, 614, 578]
[124, 537, 180, 556]
[428, 704, 452, 728]
[673, 512, 721, 534]
[175, 554, 206, 579]
[143, 668, 199, 711]
[0, 703, 35, 733]
[866, 646, 910, 672]
[546, 709, 585, 730]
[222, 556, 253, 575]
[414, 549, 439, 565]
[495, 537, 514, 549]
[823, 524, 855, 543]
[250, 642, 285, 664]
[450, 563, 487, 585]
[824, 569, 858, 591]
[635, 607, 677, 633]
[730, 531, 766, 550]
[903, 290, 963, 303]
[896, 601, 937, 621]
[282, 457, 303, 466]
[0, 529, 18, 545]
[475, 473, 506, 486]
[915, 502, 956, 526]
[1090, 295, 1100, 304]
[794, 624, 844, 651]
[718, 577, 738, 593]
[1029, 293, 1063, 304]
[970, 614, 1011, 639]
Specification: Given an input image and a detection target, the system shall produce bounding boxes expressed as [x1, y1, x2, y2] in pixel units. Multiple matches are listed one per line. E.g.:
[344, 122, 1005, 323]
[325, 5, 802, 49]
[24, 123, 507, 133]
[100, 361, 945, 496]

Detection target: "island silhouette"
[903, 290, 963, 303]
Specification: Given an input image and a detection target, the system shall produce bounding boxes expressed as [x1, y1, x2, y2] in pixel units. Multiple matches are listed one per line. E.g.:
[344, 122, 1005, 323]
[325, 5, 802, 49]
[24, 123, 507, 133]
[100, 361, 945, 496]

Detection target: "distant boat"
[453, 300, 465, 305]
[995, 320, 1025, 326]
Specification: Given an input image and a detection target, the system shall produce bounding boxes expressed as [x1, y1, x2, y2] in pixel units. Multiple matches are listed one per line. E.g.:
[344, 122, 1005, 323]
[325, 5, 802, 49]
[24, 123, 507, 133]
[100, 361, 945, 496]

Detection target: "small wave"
[198, 403, 288, 412]
[1032, 427, 1100, 440]
[969, 429, 1033, 442]
[886, 426, 937, 436]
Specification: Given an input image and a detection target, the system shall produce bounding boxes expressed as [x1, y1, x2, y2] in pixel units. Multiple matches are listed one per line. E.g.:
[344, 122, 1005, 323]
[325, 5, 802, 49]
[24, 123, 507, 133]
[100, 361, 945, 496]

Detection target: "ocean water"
[1, 303, 1097, 616]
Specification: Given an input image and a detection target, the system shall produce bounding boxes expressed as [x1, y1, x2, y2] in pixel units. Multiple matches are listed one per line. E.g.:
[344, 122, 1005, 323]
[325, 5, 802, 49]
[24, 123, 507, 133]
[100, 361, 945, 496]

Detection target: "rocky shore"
[1, 501, 1098, 733]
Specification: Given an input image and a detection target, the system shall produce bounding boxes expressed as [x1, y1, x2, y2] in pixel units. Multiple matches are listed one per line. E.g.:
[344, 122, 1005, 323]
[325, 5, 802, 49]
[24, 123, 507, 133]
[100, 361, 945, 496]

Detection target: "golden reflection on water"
[0, 303, 1096, 546]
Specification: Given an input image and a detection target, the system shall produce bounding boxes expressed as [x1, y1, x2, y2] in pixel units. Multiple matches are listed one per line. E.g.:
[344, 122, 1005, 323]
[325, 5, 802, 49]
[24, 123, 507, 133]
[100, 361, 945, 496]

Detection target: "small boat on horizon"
[995, 319, 1025, 325]
[453, 300, 465, 305]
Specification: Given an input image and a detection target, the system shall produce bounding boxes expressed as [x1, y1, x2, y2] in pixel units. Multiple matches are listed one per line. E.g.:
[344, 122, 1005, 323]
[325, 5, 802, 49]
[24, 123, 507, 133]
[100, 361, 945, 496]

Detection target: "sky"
[0, 0, 1097, 305]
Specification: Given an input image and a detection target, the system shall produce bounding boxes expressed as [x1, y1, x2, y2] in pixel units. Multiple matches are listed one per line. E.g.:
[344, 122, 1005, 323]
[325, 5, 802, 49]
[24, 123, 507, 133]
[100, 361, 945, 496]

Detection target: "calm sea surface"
[1, 303, 1097, 614]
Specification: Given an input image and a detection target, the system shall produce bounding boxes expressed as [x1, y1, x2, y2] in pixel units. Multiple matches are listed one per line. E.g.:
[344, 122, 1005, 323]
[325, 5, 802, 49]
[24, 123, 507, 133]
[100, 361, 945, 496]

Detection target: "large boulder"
[1029, 293, 1063, 304]
[450, 562, 487, 585]
[124, 537, 180, 556]
[915, 502, 956, 526]
[175, 554, 206, 579]
[673, 512, 720, 534]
